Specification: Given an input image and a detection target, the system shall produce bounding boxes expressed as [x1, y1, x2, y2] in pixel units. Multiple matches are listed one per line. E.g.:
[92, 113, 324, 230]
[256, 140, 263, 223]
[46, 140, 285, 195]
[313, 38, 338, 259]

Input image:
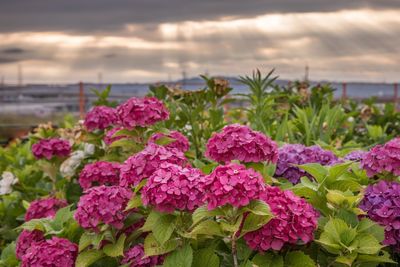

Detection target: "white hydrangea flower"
[0, 171, 18, 195]
[60, 151, 85, 178]
[83, 143, 95, 156]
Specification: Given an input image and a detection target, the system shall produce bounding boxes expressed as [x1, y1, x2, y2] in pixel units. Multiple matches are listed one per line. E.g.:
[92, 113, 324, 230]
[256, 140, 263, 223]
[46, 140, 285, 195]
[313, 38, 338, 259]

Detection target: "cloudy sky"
[0, 0, 399, 83]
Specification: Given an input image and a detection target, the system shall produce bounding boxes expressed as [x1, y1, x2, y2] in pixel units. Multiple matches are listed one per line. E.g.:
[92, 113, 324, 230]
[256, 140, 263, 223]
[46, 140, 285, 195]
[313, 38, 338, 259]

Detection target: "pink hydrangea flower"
[361, 138, 400, 177]
[205, 124, 278, 163]
[74, 185, 132, 230]
[25, 197, 68, 221]
[84, 106, 117, 131]
[79, 161, 120, 190]
[21, 237, 78, 267]
[148, 130, 190, 152]
[203, 163, 267, 210]
[31, 138, 71, 160]
[142, 163, 205, 212]
[104, 127, 127, 145]
[244, 186, 319, 251]
[16, 230, 44, 260]
[120, 143, 188, 187]
[121, 244, 164, 267]
[116, 97, 169, 129]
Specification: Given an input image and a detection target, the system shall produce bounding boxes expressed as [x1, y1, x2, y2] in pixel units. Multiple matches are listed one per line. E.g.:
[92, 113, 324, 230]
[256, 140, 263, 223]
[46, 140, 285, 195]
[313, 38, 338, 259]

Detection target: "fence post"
[342, 82, 347, 101]
[79, 82, 85, 119]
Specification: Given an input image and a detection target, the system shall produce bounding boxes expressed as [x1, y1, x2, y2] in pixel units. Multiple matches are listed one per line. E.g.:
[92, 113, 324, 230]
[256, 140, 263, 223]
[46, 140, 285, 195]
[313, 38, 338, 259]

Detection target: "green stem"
[231, 233, 239, 267]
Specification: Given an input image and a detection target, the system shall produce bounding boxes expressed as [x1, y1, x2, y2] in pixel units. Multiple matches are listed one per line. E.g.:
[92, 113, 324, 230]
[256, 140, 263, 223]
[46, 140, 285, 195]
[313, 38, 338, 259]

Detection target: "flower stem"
[231, 233, 239, 267]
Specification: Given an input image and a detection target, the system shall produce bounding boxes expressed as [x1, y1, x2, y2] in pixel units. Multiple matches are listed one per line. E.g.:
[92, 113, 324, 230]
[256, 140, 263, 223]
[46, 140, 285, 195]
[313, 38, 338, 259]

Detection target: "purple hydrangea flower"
[120, 143, 188, 187]
[84, 106, 117, 131]
[121, 244, 164, 267]
[203, 163, 266, 210]
[16, 230, 44, 260]
[74, 185, 132, 230]
[275, 144, 339, 184]
[116, 97, 169, 129]
[244, 186, 319, 251]
[79, 161, 120, 189]
[25, 197, 68, 221]
[148, 130, 190, 152]
[359, 180, 400, 250]
[205, 124, 278, 163]
[21, 237, 78, 267]
[361, 138, 400, 177]
[32, 138, 71, 160]
[142, 163, 205, 212]
[344, 150, 367, 161]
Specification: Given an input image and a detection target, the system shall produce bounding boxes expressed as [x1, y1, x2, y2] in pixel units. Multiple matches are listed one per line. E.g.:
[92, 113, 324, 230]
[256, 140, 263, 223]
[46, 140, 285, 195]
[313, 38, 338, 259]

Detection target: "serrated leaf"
[188, 220, 224, 237]
[76, 250, 104, 267]
[355, 234, 383, 254]
[103, 234, 126, 257]
[328, 162, 352, 181]
[240, 213, 272, 236]
[356, 251, 396, 264]
[297, 163, 327, 183]
[252, 252, 283, 267]
[243, 200, 272, 216]
[125, 195, 142, 211]
[192, 205, 223, 225]
[163, 243, 193, 267]
[141, 210, 162, 232]
[300, 176, 318, 191]
[192, 248, 219, 267]
[152, 214, 176, 245]
[285, 251, 316, 267]
[79, 232, 97, 252]
[357, 218, 385, 243]
[144, 234, 178, 257]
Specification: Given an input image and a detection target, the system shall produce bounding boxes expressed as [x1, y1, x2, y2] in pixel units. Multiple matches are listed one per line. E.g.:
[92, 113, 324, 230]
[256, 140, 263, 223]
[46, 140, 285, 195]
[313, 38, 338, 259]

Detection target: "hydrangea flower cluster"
[20, 237, 78, 267]
[84, 106, 117, 131]
[121, 244, 164, 267]
[79, 161, 120, 189]
[142, 163, 205, 212]
[275, 144, 339, 184]
[116, 97, 169, 129]
[361, 138, 400, 177]
[25, 197, 68, 221]
[32, 138, 71, 160]
[359, 180, 400, 249]
[74, 185, 132, 230]
[148, 130, 190, 152]
[203, 163, 266, 210]
[120, 143, 188, 187]
[344, 150, 367, 161]
[244, 186, 319, 251]
[104, 127, 127, 145]
[205, 124, 278, 163]
[16, 230, 44, 260]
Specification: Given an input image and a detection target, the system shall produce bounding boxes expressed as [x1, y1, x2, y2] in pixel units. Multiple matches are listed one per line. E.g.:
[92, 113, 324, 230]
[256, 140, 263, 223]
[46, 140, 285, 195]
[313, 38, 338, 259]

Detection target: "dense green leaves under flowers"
[2, 70, 400, 266]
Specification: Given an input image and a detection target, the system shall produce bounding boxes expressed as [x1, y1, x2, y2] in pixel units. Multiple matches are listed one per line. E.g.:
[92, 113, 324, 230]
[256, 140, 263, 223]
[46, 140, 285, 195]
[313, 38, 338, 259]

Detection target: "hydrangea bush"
[1, 74, 399, 267]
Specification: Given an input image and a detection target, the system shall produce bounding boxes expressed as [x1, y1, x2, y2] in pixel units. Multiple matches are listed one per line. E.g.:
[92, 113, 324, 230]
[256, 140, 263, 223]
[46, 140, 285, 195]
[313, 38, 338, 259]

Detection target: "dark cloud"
[2, 48, 26, 54]
[0, 0, 399, 33]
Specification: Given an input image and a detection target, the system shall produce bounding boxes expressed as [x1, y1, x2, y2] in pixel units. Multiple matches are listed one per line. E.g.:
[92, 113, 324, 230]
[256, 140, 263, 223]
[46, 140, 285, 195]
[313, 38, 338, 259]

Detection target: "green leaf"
[335, 253, 357, 266]
[357, 218, 385, 243]
[154, 136, 176, 146]
[323, 218, 349, 243]
[240, 213, 272, 236]
[252, 252, 283, 267]
[163, 243, 193, 267]
[141, 210, 162, 232]
[103, 234, 126, 257]
[297, 163, 327, 183]
[144, 233, 178, 256]
[243, 200, 272, 216]
[75, 250, 104, 267]
[125, 195, 142, 211]
[328, 162, 352, 181]
[79, 232, 97, 252]
[192, 205, 223, 225]
[192, 248, 220, 267]
[285, 251, 316, 267]
[188, 220, 224, 237]
[0, 242, 18, 267]
[51, 204, 74, 230]
[355, 234, 383, 254]
[356, 251, 396, 264]
[300, 176, 318, 191]
[152, 214, 176, 245]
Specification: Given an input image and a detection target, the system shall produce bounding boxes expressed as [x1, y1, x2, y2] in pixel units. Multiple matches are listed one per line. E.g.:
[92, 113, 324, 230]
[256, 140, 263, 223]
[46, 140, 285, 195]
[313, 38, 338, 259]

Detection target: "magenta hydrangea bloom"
[359, 180, 400, 249]
[148, 130, 190, 152]
[31, 138, 71, 160]
[361, 138, 400, 177]
[21, 237, 78, 267]
[79, 161, 120, 190]
[16, 230, 44, 260]
[344, 150, 367, 161]
[142, 163, 205, 212]
[244, 186, 319, 251]
[104, 127, 127, 145]
[205, 124, 278, 163]
[84, 105, 117, 131]
[275, 144, 340, 184]
[121, 244, 164, 267]
[120, 143, 188, 187]
[25, 197, 68, 221]
[203, 163, 266, 210]
[116, 97, 169, 129]
[74, 185, 132, 230]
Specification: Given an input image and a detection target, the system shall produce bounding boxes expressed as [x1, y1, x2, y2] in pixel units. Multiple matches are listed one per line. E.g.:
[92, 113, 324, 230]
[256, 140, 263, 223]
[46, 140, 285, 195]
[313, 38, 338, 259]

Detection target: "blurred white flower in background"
[0, 171, 18, 195]
[60, 143, 95, 178]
